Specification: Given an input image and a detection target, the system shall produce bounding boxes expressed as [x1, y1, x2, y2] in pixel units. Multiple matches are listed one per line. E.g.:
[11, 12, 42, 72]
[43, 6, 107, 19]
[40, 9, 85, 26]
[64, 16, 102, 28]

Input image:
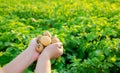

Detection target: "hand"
[2, 38, 41, 73]
[27, 38, 40, 60]
[42, 42, 63, 59]
[28, 38, 38, 50]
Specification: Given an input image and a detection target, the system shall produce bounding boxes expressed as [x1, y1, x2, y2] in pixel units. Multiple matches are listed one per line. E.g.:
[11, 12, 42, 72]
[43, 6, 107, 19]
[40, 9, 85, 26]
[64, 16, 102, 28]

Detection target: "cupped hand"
[42, 42, 63, 59]
[27, 38, 40, 60]
[28, 38, 38, 50]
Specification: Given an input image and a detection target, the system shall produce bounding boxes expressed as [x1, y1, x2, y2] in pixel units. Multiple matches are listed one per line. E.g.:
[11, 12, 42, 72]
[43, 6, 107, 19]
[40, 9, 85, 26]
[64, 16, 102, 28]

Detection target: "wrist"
[26, 47, 40, 61]
[38, 51, 50, 60]
[0, 68, 4, 73]
[27, 46, 39, 53]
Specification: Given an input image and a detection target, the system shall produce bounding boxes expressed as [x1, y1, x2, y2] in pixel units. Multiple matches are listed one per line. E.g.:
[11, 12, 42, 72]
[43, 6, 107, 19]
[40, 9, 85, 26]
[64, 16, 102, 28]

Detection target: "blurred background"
[0, 0, 120, 73]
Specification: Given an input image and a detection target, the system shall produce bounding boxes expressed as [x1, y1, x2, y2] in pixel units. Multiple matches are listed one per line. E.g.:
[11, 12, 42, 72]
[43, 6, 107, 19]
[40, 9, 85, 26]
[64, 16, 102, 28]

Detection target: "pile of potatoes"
[36, 31, 60, 53]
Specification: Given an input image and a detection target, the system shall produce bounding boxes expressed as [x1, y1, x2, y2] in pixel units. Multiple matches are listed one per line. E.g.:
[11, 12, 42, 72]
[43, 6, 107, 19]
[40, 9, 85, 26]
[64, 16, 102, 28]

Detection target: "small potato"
[36, 43, 44, 53]
[43, 31, 51, 37]
[51, 37, 60, 43]
[40, 36, 51, 46]
[37, 35, 42, 43]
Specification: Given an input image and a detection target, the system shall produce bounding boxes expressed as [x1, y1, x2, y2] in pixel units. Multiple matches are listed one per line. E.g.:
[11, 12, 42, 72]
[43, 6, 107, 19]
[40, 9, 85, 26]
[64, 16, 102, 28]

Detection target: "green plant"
[0, 0, 120, 73]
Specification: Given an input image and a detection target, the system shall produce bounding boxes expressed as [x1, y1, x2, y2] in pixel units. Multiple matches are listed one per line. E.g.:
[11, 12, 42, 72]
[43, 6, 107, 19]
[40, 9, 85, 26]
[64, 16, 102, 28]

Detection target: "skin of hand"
[43, 42, 63, 59]
[0, 67, 4, 73]
[27, 38, 40, 60]
[2, 38, 40, 73]
[35, 42, 63, 73]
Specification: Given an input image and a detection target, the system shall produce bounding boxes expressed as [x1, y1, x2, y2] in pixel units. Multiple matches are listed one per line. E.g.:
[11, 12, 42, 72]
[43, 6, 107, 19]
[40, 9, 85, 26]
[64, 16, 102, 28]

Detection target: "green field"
[0, 0, 120, 73]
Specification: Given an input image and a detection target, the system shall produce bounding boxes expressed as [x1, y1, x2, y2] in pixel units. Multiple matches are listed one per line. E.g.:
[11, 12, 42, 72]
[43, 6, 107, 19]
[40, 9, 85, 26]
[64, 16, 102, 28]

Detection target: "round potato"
[40, 36, 51, 46]
[43, 31, 51, 37]
[37, 35, 42, 43]
[36, 43, 44, 53]
[51, 37, 60, 43]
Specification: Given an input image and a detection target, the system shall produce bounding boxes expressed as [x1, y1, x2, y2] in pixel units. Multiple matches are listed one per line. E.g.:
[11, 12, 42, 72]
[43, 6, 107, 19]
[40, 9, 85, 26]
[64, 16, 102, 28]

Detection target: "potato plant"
[0, 0, 120, 73]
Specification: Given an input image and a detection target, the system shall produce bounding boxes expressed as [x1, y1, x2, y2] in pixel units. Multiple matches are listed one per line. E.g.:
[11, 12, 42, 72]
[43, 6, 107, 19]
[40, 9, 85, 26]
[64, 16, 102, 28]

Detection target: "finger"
[33, 38, 38, 43]
[58, 47, 63, 55]
[33, 38, 37, 41]
[57, 42, 63, 49]
[56, 43, 63, 53]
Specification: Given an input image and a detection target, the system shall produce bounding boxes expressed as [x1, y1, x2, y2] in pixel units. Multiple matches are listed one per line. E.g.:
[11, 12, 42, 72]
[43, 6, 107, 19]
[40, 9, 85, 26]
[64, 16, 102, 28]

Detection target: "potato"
[40, 36, 51, 46]
[51, 37, 60, 43]
[36, 43, 44, 53]
[36, 35, 42, 43]
[43, 31, 51, 37]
